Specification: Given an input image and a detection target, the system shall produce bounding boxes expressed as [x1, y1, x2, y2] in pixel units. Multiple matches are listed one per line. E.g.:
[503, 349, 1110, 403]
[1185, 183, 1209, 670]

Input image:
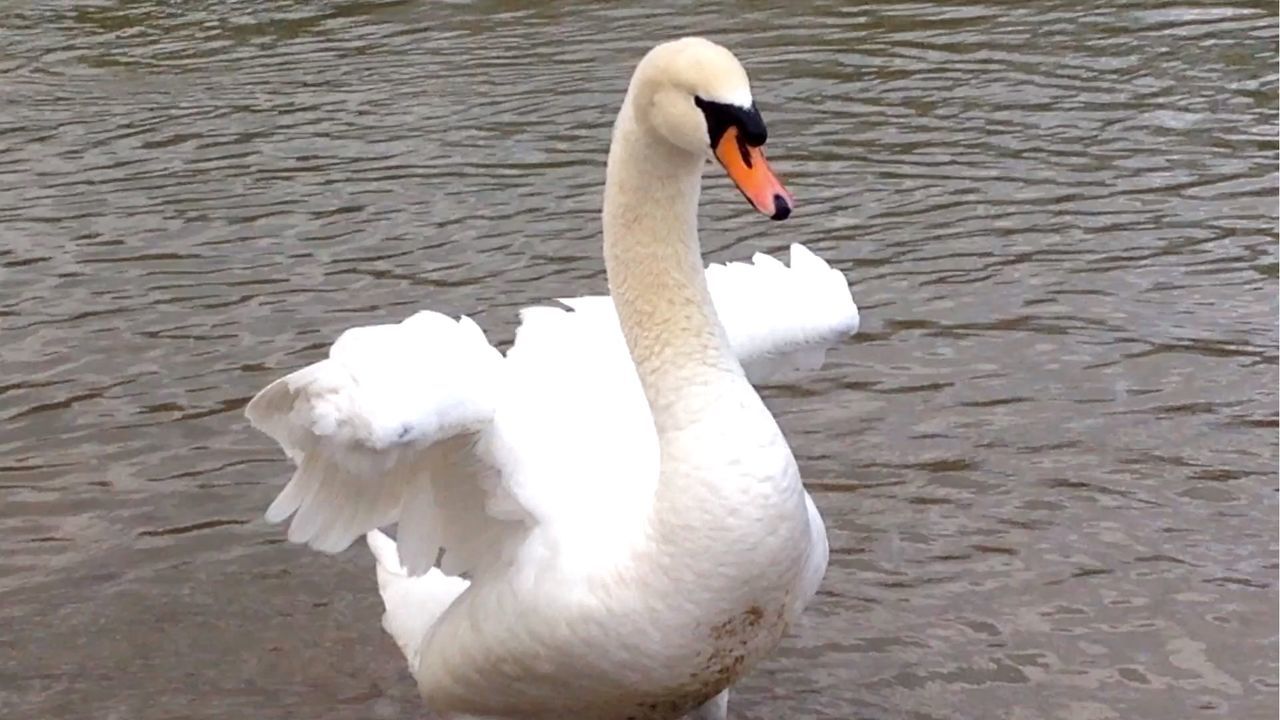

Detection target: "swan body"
[247, 38, 859, 720]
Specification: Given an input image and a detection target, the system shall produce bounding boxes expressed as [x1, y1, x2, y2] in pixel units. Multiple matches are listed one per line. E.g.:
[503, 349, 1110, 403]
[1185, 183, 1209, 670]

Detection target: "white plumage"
[247, 243, 857, 578]
[708, 244, 860, 382]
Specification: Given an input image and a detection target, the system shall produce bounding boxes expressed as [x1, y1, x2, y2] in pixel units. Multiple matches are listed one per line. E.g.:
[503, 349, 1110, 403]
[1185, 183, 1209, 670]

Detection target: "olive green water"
[2, 2, 1277, 718]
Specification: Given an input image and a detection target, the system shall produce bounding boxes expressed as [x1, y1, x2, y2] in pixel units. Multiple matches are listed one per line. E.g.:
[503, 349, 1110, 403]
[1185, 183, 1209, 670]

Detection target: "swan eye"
[694, 96, 768, 149]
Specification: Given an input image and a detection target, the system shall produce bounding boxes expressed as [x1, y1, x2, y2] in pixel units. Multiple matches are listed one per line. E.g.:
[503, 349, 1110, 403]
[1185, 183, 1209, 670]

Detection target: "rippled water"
[2, 1, 1277, 718]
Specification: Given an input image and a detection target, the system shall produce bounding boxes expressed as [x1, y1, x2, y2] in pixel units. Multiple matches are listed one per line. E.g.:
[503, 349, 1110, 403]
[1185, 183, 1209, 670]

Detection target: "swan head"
[629, 37, 793, 220]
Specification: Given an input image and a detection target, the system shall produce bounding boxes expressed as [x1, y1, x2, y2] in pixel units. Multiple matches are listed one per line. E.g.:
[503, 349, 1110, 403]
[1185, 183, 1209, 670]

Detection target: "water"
[2, 1, 1276, 718]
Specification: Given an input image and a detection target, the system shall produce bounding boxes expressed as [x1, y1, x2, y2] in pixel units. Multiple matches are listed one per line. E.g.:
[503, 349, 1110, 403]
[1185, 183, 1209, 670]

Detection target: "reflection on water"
[1, 1, 1276, 718]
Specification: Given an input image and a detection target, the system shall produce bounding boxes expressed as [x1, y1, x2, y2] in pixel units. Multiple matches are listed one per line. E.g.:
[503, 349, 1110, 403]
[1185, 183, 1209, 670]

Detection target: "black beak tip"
[770, 195, 791, 221]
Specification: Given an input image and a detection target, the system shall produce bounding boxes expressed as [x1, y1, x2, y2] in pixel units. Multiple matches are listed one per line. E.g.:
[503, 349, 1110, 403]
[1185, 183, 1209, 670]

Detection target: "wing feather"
[706, 243, 860, 383]
[246, 245, 857, 582]
[245, 311, 520, 569]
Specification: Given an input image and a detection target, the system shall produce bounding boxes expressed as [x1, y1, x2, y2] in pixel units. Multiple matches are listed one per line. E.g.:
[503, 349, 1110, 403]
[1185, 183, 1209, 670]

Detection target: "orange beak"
[713, 126, 793, 220]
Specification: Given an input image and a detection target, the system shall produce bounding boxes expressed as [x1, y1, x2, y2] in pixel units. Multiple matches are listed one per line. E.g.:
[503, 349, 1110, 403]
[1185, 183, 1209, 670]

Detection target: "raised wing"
[707, 243, 860, 383]
[245, 311, 527, 576]
[560, 243, 859, 383]
[246, 244, 857, 579]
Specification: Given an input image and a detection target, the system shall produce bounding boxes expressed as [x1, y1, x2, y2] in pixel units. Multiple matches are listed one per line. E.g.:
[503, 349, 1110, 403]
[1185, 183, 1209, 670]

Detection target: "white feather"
[246, 311, 515, 561]
[245, 243, 858, 674]
[707, 243, 860, 384]
[367, 529, 469, 672]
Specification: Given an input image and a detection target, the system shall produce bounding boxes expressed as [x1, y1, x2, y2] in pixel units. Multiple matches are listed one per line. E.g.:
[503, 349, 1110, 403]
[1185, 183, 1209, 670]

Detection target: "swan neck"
[602, 105, 738, 423]
[598, 82, 807, 611]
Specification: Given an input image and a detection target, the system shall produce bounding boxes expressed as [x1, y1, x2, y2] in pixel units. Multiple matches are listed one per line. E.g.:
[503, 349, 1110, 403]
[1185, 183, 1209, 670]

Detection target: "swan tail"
[366, 529, 469, 672]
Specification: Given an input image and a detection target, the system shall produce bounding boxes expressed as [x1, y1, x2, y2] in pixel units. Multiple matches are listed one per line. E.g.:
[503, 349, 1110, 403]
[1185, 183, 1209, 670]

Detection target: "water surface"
[2, 1, 1277, 718]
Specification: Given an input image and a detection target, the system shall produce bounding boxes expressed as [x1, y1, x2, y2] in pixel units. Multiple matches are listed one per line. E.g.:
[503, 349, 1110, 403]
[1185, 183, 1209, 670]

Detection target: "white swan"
[246, 38, 859, 720]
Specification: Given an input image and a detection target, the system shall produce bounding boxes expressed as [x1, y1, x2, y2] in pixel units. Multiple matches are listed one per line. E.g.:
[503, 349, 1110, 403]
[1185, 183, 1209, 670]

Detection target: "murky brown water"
[2, 1, 1277, 718]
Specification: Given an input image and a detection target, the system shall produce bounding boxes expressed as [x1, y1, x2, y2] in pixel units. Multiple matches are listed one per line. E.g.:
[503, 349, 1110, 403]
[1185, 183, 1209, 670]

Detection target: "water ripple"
[1, 1, 1276, 718]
